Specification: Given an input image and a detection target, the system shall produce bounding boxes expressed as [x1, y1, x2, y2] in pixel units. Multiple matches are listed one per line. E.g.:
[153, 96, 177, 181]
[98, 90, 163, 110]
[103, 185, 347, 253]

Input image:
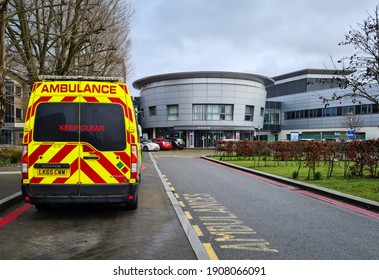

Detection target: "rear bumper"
[21, 183, 138, 204]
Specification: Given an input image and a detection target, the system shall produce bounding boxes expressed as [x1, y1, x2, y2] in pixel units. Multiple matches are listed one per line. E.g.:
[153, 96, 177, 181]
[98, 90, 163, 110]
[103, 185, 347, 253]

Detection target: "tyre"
[35, 203, 52, 211]
[126, 196, 138, 210]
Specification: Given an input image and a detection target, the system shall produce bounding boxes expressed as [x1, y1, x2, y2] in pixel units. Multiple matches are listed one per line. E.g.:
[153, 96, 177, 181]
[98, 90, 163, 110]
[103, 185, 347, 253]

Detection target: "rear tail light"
[131, 144, 138, 179]
[21, 145, 28, 179]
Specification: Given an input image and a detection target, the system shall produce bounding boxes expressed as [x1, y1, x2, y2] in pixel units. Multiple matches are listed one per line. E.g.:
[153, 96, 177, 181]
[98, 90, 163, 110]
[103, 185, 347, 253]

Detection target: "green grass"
[213, 157, 379, 203]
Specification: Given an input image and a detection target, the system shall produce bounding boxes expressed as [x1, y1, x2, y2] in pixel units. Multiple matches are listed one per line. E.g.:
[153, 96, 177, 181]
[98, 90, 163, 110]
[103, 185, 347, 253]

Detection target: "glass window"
[5, 80, 14, 96]
[193, 104, 233, 121]
[149, 106, 157, 116]
[80, 103, 126, 151]
[361, 104, 372, 114]
[16, 86, 22, 97]
[245, 105, 254, 121]
[337, 107, 342, 116]
[167, 105, 179, 121]
[264, 108, 281, 125]
[355, 105, 361, 115]
[223, 105, 233, 120]
[34, 103, 79, 142]
[16, 108, 23, 119]
[284, 111, 291, 120]
[343, 106, 355, 115]
[207, 105, 219, 120]
[34, 103, 126, 151]
[193, 105, 206, 120]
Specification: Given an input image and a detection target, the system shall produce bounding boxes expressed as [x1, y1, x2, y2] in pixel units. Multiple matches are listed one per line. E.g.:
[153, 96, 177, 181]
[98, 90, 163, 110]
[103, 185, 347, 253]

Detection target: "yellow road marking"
[184, 211, 193, 220]
[178, 201, 185, 208]
[203, 243, 219, 260]
[192, 225, 204, 236]
[170, 187, 175, 192]
[174, 193, 180, 199]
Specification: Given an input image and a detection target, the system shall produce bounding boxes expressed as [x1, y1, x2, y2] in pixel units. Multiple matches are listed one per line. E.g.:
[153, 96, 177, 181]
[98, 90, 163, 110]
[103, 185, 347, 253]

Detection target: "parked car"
[150, 138, 173, 150]
[165, 137, 185, 150]
[141, 140, 160, 151]
[323, 138, 341, 142]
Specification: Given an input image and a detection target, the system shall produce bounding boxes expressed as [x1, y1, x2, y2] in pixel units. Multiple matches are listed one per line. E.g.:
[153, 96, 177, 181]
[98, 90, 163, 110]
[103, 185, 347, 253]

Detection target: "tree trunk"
[0, 0, 9, 131]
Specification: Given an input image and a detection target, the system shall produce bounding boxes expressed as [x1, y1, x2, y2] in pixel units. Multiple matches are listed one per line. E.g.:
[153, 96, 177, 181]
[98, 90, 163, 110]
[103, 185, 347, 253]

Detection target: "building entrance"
[194, 131, 234, 147]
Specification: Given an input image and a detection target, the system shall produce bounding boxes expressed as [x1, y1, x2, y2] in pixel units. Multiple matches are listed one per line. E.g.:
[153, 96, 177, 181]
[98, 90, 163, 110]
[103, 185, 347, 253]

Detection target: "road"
[154, 154, 379, 260]
[1, 149, 378, 260]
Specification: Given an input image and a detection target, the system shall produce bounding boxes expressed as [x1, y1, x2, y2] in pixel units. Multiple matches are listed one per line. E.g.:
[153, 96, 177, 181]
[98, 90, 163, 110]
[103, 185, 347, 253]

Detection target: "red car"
[150, 138, 173, 150]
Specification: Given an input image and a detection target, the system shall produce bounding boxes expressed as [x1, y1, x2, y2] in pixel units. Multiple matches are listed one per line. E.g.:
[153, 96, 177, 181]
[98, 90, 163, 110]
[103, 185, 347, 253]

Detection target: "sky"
[128, 0, 379, 96]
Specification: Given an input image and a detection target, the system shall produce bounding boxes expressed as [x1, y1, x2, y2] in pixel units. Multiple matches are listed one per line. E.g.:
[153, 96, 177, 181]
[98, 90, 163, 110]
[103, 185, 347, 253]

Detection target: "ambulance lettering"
[40, 83, 117, 94]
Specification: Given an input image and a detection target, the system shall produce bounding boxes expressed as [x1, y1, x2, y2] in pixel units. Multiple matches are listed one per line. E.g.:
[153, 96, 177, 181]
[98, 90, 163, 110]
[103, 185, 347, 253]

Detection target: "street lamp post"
[257, 125, 261, 140]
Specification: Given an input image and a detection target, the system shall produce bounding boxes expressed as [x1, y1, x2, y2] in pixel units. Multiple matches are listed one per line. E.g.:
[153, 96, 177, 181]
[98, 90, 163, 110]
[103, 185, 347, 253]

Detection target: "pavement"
[0, 164, 22, 212]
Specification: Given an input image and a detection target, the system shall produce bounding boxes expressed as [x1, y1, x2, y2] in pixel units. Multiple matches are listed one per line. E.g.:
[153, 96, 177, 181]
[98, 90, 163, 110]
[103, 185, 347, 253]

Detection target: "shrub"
[0, 147, 22, 166]
[314, 172, 322, 180]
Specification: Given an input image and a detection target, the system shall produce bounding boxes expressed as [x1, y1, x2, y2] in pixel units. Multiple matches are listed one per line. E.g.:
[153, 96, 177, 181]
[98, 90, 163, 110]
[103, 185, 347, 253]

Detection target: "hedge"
[215, 140, 379, 179]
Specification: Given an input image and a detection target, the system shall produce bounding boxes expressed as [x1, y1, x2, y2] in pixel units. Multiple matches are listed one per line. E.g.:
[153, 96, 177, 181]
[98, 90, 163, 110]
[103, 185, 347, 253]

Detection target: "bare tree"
[322, 6, 379, 107]
[0, 0, 9, 131]
[6, 0, 133, 86]
[340, 113, 364, 132]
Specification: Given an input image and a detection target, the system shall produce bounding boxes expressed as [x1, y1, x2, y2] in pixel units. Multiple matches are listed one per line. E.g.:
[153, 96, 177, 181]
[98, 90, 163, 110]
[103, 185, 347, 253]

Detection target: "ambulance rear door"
[78, 88, 133, 186]
[30, 100, 81, 187]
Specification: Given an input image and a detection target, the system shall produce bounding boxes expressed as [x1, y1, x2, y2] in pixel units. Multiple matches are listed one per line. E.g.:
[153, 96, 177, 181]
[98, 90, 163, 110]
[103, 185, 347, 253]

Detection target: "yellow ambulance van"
[21, 76, 141, 210]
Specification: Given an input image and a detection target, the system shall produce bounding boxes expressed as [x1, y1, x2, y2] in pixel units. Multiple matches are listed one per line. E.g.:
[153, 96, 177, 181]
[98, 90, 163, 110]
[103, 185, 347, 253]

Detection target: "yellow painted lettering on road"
[183, 193, 278, 254]
[207, 225, 255, 232]
[200, 213, 238, 220]
[221, 242, 279, 253]
[203, 219, 244, 225]
[213, 232, 260, 242]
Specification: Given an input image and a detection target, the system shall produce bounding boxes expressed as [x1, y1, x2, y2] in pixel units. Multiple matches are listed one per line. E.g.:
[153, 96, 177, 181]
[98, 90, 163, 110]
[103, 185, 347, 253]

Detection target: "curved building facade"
[133, 71, 274, 148]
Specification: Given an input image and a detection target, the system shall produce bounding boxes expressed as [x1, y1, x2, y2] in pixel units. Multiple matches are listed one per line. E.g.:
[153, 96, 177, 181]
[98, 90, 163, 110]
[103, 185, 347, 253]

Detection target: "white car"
[142, 140, 160, 151]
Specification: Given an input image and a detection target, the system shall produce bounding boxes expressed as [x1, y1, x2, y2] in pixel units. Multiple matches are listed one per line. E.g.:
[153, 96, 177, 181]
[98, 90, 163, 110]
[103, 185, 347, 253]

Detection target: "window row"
[146, 104, 259, 121]
[284, 104, 379, 120]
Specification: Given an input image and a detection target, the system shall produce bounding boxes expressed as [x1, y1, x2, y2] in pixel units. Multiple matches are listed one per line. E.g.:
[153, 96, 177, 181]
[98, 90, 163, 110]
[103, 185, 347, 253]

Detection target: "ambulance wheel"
[126, 196, 138, 210]
[35, 203, 52, 211]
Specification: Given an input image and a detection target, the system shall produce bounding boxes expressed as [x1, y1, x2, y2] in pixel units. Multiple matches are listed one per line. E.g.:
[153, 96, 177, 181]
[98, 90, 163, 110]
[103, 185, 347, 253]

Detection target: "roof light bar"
[38, 75, 124, 82]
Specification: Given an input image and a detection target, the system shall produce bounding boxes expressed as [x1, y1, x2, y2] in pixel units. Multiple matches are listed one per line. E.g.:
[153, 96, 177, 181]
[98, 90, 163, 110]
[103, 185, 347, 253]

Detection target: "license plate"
[36, 168, 69, 177]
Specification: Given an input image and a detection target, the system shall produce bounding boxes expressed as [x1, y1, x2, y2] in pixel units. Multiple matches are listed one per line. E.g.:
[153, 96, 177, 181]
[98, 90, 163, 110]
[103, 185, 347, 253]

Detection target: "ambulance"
[21, 76, 141, 210]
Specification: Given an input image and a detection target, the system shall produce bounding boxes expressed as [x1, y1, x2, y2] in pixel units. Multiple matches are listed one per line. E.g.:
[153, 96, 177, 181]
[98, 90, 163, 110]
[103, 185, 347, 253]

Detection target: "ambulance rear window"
[34, 103, 126, 151]
[81, 103, 126, 151]
[34, 103, 79, 142]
